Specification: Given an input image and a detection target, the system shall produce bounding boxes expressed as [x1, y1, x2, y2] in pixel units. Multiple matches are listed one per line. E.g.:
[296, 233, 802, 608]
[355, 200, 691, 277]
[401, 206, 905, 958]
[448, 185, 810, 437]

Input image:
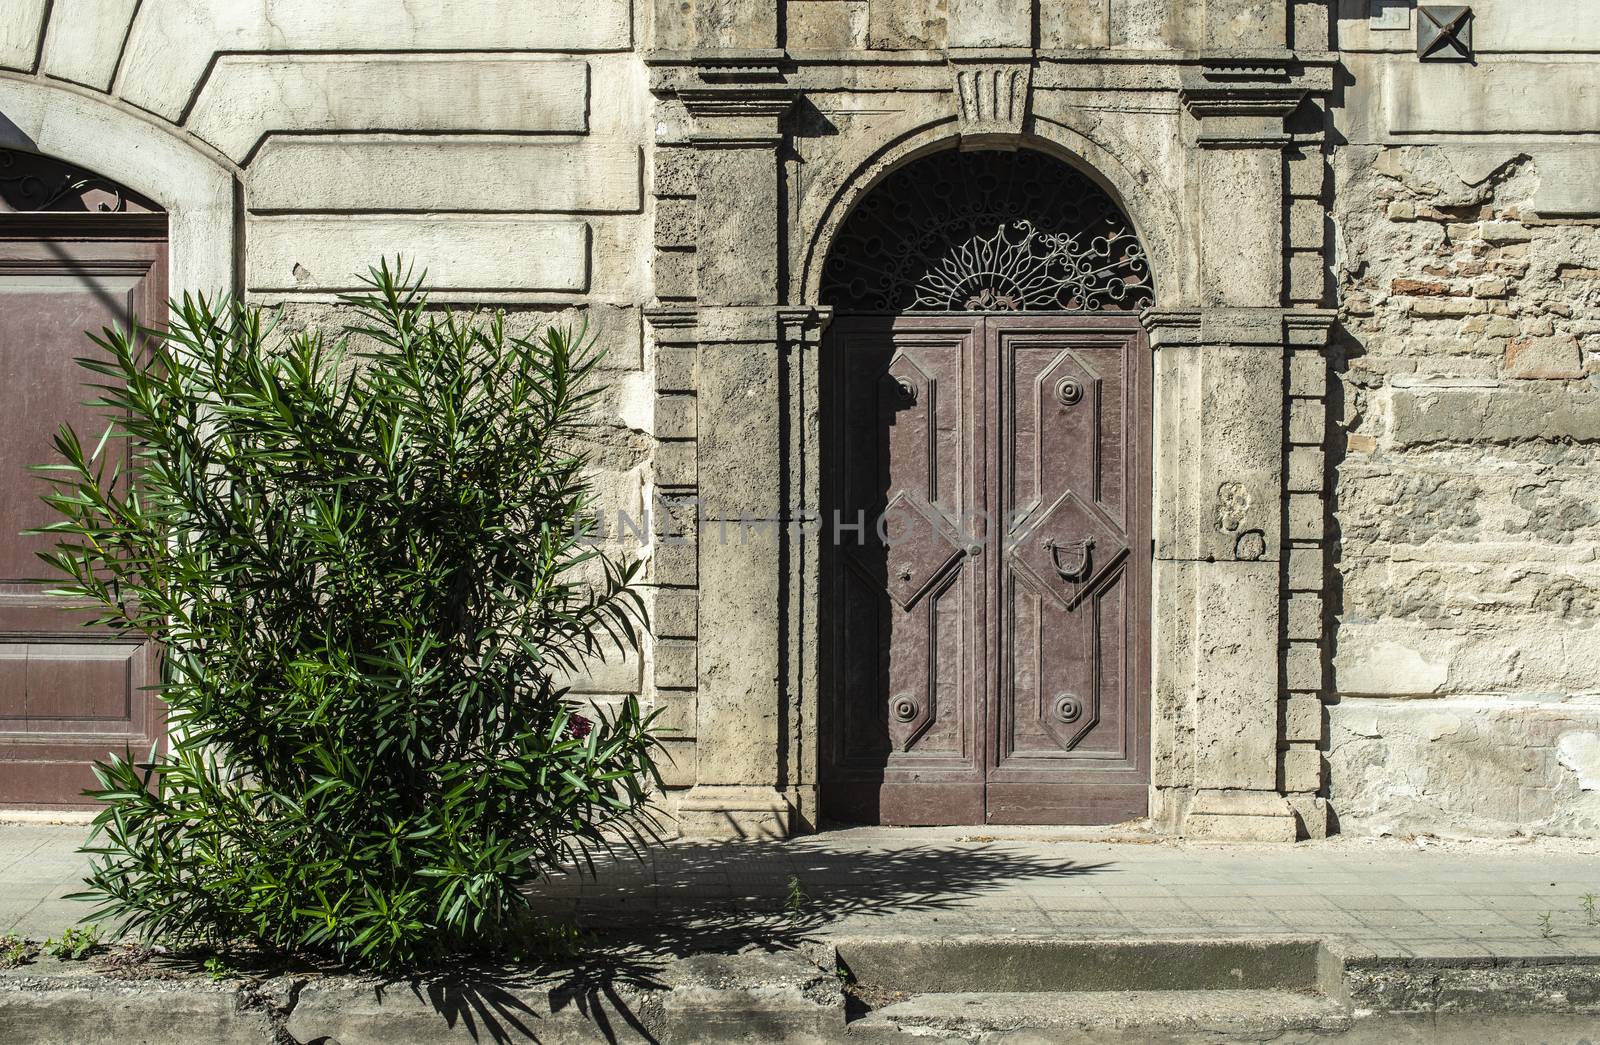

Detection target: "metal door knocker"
[894, 377, 918, 404]
[1043, 536, 1094, 583]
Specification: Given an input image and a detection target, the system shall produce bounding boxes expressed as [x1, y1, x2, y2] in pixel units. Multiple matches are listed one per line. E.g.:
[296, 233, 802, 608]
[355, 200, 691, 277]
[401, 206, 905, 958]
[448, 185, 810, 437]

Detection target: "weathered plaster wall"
[1329, 0, 1600, 837]
[0, 0, 665, 788]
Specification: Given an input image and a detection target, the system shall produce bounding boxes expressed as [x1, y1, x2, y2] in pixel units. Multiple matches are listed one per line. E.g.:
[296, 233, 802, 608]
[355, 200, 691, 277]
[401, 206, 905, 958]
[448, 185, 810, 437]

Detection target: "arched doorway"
[817, 147, 1154, 826]
[0, 147, 168, 807]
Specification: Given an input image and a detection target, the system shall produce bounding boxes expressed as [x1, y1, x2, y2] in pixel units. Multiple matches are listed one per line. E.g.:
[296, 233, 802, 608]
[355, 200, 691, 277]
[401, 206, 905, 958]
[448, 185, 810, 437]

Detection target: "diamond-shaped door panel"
[1008, 488, 1128, 612]
[848, 491, 965, 612]
[1030, 350, 1108, 520]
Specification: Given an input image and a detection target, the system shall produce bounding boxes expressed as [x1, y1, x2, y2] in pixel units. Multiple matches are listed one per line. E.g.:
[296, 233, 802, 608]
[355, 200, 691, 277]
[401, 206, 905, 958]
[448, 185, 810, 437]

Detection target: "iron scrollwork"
[821, 149, 1153, 314]
[0, 148, 160, 214]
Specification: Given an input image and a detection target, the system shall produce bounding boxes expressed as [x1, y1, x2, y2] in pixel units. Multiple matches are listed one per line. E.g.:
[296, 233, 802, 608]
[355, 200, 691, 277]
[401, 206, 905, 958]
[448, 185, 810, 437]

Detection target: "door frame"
[818, 311, 1152, 826]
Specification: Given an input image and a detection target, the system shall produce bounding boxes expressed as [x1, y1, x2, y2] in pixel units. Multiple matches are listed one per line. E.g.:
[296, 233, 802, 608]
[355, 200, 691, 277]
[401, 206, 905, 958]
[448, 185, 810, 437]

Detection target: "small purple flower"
[565, 713, 592, 740]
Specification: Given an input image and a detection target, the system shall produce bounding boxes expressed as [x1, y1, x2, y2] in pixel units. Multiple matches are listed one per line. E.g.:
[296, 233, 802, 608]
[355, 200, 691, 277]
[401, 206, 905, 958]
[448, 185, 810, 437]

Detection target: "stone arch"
[0, 76, 239, 295]
[797, 113, 1194, 312]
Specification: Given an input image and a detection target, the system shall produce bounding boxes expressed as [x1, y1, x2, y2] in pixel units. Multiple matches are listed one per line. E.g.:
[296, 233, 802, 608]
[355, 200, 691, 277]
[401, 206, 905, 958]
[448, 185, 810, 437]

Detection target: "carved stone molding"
[777, 305, 832, 349]
[679, 85, 795, 147]
[948, 51, 1033, 147]
[644, 307, 700, 339]
[1143, 307, 1313, 349]
[1179, 60, 1307, 149]
[1284, 308, 1338, 348]
[1139, 308, 1202, 350]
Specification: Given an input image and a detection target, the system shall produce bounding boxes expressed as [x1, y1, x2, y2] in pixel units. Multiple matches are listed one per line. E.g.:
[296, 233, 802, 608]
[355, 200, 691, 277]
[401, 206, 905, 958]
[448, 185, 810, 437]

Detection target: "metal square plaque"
[1418, 6, 1473, 60]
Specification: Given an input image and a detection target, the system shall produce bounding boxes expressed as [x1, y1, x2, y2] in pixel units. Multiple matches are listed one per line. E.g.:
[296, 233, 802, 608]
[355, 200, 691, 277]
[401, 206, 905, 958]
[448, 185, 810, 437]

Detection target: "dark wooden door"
[0, 217, 168, 807]
[821, 314, 1150, 825]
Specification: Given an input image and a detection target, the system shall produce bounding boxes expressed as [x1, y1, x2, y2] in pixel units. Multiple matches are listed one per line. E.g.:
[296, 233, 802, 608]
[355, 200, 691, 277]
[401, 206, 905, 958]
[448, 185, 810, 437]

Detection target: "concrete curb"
[5, 938, 1600, 1043]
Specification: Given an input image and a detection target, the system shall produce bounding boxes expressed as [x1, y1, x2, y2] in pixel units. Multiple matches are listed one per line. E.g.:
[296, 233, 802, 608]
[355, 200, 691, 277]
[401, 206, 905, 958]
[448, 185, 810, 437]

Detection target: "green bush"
[33, 260, 661, 968]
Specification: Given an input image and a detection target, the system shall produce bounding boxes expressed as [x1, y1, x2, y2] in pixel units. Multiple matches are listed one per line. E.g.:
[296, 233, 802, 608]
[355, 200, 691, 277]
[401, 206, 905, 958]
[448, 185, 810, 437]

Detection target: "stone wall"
[1327, 0, 1600, 837]
[8, 0, 1600, 839]
[0, 0, 664, 788]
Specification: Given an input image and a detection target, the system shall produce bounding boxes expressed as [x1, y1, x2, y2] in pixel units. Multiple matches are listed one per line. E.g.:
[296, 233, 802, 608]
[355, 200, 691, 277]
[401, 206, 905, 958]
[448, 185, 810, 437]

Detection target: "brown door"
[821, 314, 1150, 825]
[0, 216, 168, 807]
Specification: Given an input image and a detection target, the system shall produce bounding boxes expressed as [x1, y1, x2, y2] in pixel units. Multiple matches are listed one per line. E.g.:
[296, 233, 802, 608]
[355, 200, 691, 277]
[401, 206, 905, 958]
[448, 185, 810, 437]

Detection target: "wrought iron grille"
[821, 149, 1152, 314]
[0, 148, 161, 213]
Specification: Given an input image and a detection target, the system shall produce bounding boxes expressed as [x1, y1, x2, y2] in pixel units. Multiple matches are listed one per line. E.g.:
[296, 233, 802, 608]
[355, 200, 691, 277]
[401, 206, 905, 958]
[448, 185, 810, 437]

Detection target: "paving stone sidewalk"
[6, 820, 1600, 960]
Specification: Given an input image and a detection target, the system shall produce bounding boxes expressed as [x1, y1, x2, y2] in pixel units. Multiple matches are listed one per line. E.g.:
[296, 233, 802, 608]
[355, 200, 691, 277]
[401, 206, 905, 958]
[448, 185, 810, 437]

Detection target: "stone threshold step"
[833, 935, 1340, 994]
[846, 988, 1349, 1041]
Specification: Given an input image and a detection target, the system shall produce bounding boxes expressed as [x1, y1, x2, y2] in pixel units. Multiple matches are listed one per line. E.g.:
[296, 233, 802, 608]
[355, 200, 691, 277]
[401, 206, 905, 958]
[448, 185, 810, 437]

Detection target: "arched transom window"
[821, 148, 1153, 314]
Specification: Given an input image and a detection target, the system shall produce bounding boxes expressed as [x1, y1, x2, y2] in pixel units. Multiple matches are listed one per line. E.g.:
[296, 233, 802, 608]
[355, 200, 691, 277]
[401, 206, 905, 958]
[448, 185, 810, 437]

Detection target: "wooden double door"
[0, 216, 167, 807]
[821, 314, 1151, 826]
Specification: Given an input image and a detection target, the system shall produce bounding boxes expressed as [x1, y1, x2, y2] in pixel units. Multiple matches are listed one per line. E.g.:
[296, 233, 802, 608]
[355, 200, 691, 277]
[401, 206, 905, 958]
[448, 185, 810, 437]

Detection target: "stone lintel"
[675, 786, 793, 839]
[1183, 788, 1300, 842]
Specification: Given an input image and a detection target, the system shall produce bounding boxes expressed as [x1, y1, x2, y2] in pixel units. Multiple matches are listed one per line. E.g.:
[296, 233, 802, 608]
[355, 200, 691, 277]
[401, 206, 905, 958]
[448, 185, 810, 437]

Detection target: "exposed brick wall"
[1328, 145, 1600, 837]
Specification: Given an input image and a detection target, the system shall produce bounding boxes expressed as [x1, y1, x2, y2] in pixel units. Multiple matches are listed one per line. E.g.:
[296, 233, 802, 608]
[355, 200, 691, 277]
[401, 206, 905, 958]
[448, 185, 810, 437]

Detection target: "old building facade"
[1, 0, 1597, 840]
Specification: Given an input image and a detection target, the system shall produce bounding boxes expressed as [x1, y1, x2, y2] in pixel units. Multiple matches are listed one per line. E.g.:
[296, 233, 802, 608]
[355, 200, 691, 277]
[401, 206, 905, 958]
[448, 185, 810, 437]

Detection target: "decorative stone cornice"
[644, 307, 699, 345]
[677, 87, 795, 118]
[644, 48, 786, 72]
[1179, 59, 1305, 149]
[777, 305, 833, 347]
[679, 85, 796, 147]
[1139, 307, 1202, 350]
[947, 49, 1033, 148]
[1284, 308, 1338, 347]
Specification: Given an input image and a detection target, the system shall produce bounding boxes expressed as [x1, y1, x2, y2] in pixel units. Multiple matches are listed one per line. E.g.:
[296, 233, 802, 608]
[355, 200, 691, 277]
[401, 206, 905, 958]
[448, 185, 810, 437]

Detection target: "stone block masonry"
[5, 0, 1600, 842]
[1329, 143, 1600, 837]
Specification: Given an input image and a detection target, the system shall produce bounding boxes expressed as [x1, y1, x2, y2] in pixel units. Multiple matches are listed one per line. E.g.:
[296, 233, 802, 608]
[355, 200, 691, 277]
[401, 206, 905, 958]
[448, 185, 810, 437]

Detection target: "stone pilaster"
[1161, 60, 1306, 841]
[644, 308, 701, 797]
[779, 304, 831, 833]
[663, 72, 798, 838]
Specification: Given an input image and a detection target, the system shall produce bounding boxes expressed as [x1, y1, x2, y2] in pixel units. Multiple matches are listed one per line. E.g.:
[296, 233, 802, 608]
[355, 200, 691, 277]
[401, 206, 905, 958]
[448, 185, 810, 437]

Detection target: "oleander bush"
[32, 259, 660, 968]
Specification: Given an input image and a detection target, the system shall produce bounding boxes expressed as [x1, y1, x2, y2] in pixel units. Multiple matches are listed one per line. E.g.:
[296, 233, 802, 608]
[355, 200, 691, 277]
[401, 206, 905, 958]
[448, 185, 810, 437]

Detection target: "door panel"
[0, 230, 167, 807]
[824, 313, 1149, 826]
[988, 319, 1150, 824]
[822, 318, 985, 825]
